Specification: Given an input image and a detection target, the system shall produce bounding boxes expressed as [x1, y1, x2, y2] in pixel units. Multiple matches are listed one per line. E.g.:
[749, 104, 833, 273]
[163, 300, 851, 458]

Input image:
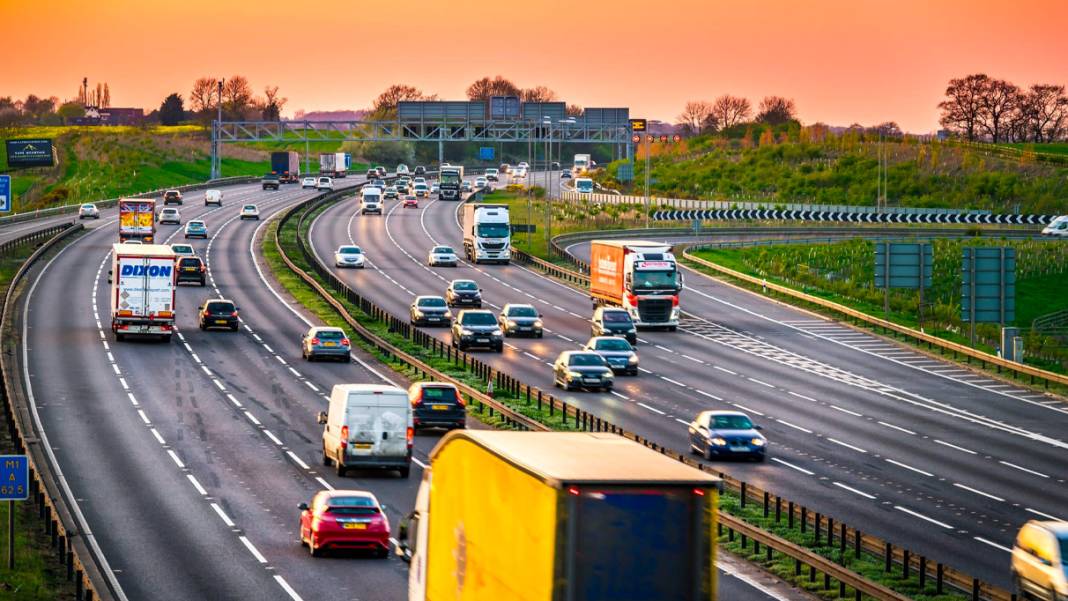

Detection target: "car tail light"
[203, 310, 211, 317]
[200, 265, 206, 272]
[340, 426, 349, 450]
[341, 338, 350, 346]
[672, 295, 679, 307]
[230, 311, 239, 318]
[456, 393, 466, 407]
[411, 391, 423, 407]
[311, 338, 320, 345]
[406, 427, 414, 448]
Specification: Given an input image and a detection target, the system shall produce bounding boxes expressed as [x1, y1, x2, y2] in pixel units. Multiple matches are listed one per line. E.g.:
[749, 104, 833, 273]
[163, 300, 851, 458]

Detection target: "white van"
[318, 384, 412, 477]
[361, 187, 383, 215]
[204, 189, 222, 206]
[1041, 215, 1068, 237]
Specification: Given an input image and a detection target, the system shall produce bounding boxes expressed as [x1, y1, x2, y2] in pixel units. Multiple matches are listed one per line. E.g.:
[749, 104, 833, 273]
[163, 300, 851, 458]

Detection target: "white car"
[170, 243, 197, 258]
[384, 185, 399, 200]
[431, 182, 440, 194]
[239, 204, 260, 220]
[158, 207, 181, 224]
[413, 177, 427, 186]
[316, 177, 334, 191]
[428, 245, 458, 267]
[396, 164, 410, 176]
[474, 177, 488, 189]
[78, 203, 100, 219]
[334, 245, 366, 268]
[204, 189, 222, 206]
[302, 177, 317, 189]
[1041, 215, 1068, 237]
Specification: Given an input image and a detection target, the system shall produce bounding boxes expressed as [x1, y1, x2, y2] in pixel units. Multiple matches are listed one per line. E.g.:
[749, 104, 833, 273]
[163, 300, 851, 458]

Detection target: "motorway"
[14, 177, 793, 600]
[308, 183, 1068, 587]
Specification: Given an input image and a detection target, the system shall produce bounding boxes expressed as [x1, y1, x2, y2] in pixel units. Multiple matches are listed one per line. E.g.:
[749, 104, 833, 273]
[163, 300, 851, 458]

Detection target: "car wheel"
[668, 326, 677, 332]
[375, 546, 389, 559]
[231, 324, 239, 332]
[162, 334, 172, 343]
[399, 466, 410, 478]
[322, 446, 332, 466]
[536, 332, 543, 339]
[199, 322, 206, 331]
[335, 454, 346, 477]
[495, 344, 503, 353]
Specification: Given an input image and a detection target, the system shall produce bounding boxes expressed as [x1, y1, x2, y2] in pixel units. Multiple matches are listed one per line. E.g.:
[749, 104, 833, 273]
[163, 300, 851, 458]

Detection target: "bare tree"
[677, 101, 714, 135]
[520, 86, 558, 103]
[867, 121, 902, 138]
[938, 74, 989, 141]
[190, 77, 218, 113]
[262, 86, 287, 121]
[565, 104, 583, 117]
[372, 84, 433, 114]
[466, 76, 521, 101]
[1021, 84, 1068, 142]
[978, 78, 1019, 143]
[102, 83, 111, 108]
[755, 96, 797, 125]
[222, 76, 254, 119]
[710, 94, 751, 130]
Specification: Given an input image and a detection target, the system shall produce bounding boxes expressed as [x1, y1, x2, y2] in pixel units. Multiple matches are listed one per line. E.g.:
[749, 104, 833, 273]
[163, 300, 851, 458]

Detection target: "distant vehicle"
[299, 490, 391, 558]
[412, 177, 427, 185]
[239, 204, 260, 220]
[395, 430, 720, 600]
[484, 167, 500, 181]
[319, 152, 347, 178]
[572, 153, 592, 175]
[688, 410, 767, 461]
[366, 168, 378, 180]
[334, 245, 366, 268]
[162, 189, 183, 205]
[110, 243, 176, 342]
[591, 307, 638, 345]
[517, 161, 529, 169]
[450, 309, 503, 352]
[1042, 215, 1068, 237]
[427, 245, 457, 267]
[590, 240, 681, 330]
[474, 176, 488, 189]
[158, 207, 181, 225]
[302, 177, 317, 189]
[204, 189, 222, 206]
[360, 187, 383, 214]
[438, 166, 464, 201]
[553, 351, 613, 392]
[175, 256, 207, 286]
[510, 167, 527, 181]
[124, 240, 143, 245]
[119, 199, 156, 243]
[316, 176, 334, 191]
[583, 336, 638, 375]
[461, 204, 510, 264]
[560, 169, 572, 179]
[374, 166, 387, 177]
[317, 383, 412, 478]
[371, 178, 386, 188]
[408, 382, 465, 431]
[1012, 520, 1068, 600]
[402, 195, 419, 208]
[445, 279, 482, 307]
[396, 164, 410, 176]
[409, 295, 452, 327]
[262, 173, 281, 190]
[301, 326, 351, 362]
[396, 180, 410, 194]
[497, 304, 543, 338]
[462, 181, 473, 193]
[550, 161, 560, 170]
[384, 185, 399, 200]
[575, 177, 594, 193]
[430, 182, 440, 194]
[184, 220, 208, 239]
[170, 243, 196, 258]
[413, 165, 426, 175]
[413, 183, 429, 198]
[78, 203, 100, 219]
[198, 298, 239, 331]
[271, 151, 300, 183]
[499, 163, 511, 174]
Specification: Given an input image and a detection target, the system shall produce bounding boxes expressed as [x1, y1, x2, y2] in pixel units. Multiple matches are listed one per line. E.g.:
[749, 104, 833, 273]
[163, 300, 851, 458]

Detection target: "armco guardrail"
[0, 221, 77, 257]
[291, 196, 1010, 600]
[1, 222, 122, 600]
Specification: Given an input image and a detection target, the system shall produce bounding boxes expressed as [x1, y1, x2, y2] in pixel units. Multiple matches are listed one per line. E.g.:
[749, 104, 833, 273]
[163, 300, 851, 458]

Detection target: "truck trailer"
[461, 203, 511, 264]
[319, 152, 348, 178]
[118, 198, 157, 243]
[396, 430, 719, 601]
[572, 153, 592, 175]
[270, 151, 301, 183]
[438, 166, 464, 200]
[589, 240, 683, 329]
[110, 243, 177, 342]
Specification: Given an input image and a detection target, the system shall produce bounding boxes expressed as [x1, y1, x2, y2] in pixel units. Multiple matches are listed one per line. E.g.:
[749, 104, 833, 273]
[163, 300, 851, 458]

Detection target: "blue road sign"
[0, 175, 11, 212]
[479, 147, 495, 161]
[0, 455, 28, 501]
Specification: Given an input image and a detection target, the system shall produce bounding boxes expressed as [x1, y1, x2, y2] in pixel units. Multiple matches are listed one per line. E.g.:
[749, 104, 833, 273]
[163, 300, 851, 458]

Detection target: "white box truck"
[572, 153, 592, 175]
[462, 204, 511, 264]
[110, 243, 177, 342]
[319, 152, 348, 178]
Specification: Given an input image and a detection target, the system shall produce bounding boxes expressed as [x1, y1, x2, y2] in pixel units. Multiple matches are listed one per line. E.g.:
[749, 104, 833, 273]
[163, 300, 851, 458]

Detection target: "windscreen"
[507, 306, 537, 317]
[364, 193, 381, 202]
[477, 223, 510, 238]
[432, 247, 453, 254]
[632, 269, 678, 290]
[1059, 536, 1068, 564]
[710, 415, 753, 430]
[461, 312, 496, 326]
[577, 180, 594, 193]
[421, 386, 457, 402]
[327, 496, 378, 515]
[595, 339, 632, 351]
[317, 330, 344, 340]
[206, 302, 235, 314]
[418, 297, 446, 307]
[339, 247, 362, 254]
[453, 281, 477, 291]
[178, 258, 200, 268]
[569, 354, 605, 367]
[572, 488, 701, 601]
[440, 172, 461, 185]
[602, 311, 632, 323]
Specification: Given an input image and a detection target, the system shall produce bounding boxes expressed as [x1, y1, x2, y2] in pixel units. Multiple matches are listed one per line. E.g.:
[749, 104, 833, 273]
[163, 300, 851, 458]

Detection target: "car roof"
[411, 381, 458, 390]
[415, 295, 446, 301]
[1031, 520, 1068, 537]
[204, 297, 234, 304]
[311, 326, 345, 333]
[451, 279, 476, 285]
[187, 220, 205, 225]
[704, 410, 749, 419]
[503, 303, 535, 311]
[320, 489, 378, 503]
[458, 309, 493, 316]
[588, 336, 628, 344]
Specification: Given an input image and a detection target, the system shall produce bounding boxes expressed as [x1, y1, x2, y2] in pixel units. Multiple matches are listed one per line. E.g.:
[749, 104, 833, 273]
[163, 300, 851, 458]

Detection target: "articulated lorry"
[396, 430, 719, 601]
[319, 152, 348, 178]
[271, 151, 301, 183]
[438, 165, 464, 200]
[118, 198, 157, 243]
[590, 240, 683, 329]
[572, 153, 592, 175]
[110, 243, 177, 342]
[461, 203, 510, 264]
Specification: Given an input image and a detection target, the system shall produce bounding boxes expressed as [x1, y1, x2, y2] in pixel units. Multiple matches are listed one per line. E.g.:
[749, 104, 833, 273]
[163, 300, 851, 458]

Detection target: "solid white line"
[1000, 461, 1049, 478]
[894, 505, 952, 529]
[935, 439, 977, 455]
[304, 381, 319, 392]
[137, 410, 151, 425]
[187, 475, 208, 496]
[775, 419, 811, 434]
[637, 402, 666, 415]
[834, 482, 876, 499]
[830, 405, 863, 417]
[827, 438, 867, 454]
[244, 411, 261, 426]
[953, 482, 1005, 502]
[747, 377, 775, 388]
[1026, 507, 1065, 521]
[239, 536, 268, 563]
[274, 575, 305, 601]
[681, 354, 704, 363]
[660, 376, 686, 387]
[315, 477, 334, 490]
[263, 430, 283, 445]
[694, 389, 723, 401]
[877, 421, 916, 435]
[167, 450, 185, 469]
[211, 503, 236, 528]
[713, 365, 736, 375]
[212, 379, 226, 391]
[287, 450, 311, 470]
[150, 428, 166, 445]
[885, 459, 933, 477]
[787, 391, 819, 403]
[973, 537, 1012, 553]
[771, 457, 814, 475]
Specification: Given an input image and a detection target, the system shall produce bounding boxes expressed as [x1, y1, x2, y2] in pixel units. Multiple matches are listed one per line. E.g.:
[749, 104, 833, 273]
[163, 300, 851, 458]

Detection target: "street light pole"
[644, 134, 651, 229]
[214, 78, 224, 180]
[543, 117, 551, 257]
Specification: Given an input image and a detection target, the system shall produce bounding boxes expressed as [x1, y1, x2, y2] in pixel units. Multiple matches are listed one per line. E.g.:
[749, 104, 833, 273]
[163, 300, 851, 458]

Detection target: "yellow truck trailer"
[396, 430, 719, 601]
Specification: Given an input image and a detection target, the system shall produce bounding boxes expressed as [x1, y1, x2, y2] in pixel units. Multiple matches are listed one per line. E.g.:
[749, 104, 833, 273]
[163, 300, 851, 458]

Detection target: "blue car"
[301, 326, 351, 362]
[184, 220, 208, 239]
[688, 410, 767, 461]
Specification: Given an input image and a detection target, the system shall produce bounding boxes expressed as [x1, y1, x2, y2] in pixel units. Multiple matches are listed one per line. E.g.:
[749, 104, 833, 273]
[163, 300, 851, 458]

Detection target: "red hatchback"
[298, 490, 390, 557]
[402, 195, 419, 208]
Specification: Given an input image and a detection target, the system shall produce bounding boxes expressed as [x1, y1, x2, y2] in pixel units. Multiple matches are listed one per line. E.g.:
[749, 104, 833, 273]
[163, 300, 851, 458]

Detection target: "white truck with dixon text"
[110, 243, 177, 342]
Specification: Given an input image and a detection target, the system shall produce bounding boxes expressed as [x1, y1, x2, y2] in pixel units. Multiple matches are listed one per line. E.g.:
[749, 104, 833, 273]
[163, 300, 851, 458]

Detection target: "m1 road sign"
[0, 456, 28, 501]
[0, 175, 10, 212]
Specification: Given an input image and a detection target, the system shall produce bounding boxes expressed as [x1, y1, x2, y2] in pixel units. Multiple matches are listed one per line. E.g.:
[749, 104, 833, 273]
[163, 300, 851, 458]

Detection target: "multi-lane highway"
[308, 185, 1068, 587]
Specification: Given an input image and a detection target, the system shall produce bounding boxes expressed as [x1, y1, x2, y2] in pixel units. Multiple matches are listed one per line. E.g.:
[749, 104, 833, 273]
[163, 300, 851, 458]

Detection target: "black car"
[199, 298, 239, 331]
[408, 382, 465, 430]
[451, 310, 503, 352]
[396, 181, 410, 194]
[262, 174, 281, 190]
[553, 351, 614, 392]
[366, 168, 378, 180]
[688, 411, 767, 461]
[591, 307, 637, 345]
[163, 190, 183, 205]
[413, 165, 426, 175]
[445, 280, 482, 308]
[498, 304, 543, 338]
[410, 296, 452, 326]
[176, 257, 207, 286]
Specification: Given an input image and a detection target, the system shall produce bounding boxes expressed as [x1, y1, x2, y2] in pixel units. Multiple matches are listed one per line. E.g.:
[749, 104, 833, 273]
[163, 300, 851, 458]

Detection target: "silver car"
[334, 245, 366, 268]
[583, 336, 638, 375]
[78, 203, 100, 219]
[301, 326, 351, 362]
[158, 207, 181, 225]
[428, 245, 458, 267]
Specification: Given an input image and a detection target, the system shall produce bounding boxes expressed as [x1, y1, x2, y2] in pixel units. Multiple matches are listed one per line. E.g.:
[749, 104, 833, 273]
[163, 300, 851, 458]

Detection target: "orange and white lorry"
[118, 198, 157, 243]
[589, 240, 683, 330]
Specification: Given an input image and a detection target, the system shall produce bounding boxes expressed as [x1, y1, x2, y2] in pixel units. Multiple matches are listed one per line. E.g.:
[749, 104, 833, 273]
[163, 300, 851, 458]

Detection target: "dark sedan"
[498, 304, 543, 338]
[688, 411, 767, 461]
[553, 351, 614, 392]
[409, 296, 452, 327]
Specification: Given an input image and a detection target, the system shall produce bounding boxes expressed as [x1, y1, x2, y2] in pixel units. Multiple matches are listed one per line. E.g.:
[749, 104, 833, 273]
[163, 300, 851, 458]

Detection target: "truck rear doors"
[345, 392, 410, 462]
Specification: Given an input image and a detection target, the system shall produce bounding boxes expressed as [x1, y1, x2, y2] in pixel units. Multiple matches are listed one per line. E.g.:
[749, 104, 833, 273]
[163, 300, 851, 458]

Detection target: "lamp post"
[543, 117, 552, 257]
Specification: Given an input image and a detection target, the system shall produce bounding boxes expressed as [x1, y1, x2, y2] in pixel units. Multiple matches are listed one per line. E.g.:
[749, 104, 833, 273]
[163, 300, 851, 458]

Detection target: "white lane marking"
[953, 482, 1005, 502]
[1026, 507, 1066, 521]
[637, 402, 666, 415]
[746, 377, 775, 388]
[244, 411, 261, 426]
[212, 379, 226, 391]
[413, 457, 430, 469]
[681, 354, 704, 364]
[226, 394, 243, 407]
[127, 392, 139, 406]
[288, 367, 301, 377]
[885, 459, 933, 477]
[275, 356, 287, 365]
[315, 477, 334, 490]
[771, 457, 814, 475]
[274, 575, 305, 601]
[830, 405, 863, 417]
[523, 352, 541, 360]
[827, 438, 867, 454]
[239, 536, 268, 564]
[675, 418, 690, 425]
[655, 344, 674, 353]
[731, 403, 765, 416]
[610, 390, 630, 400]
[263, 430, 283, 446]
[973, 537, 1012, 553]
[168, 450, 185, 469]
[137, 410, 151, 425]
[877, 421, 916, 435]
[934, 439, 977, 455]
[694, 389, 723, 401]
[187, 475, 208, 496]
[150, 428, 166, 445]
[211, 503, 236, 528]
[304, 381, 319, 392]
[263, 344, 274, 353]
[660, 376, 686, 387]
[833, 482, 876, 499]
[775, 419, 812, 434]
[894, 505, 953, 529]
[999, 461, 1049, 479]
[787, 391, 819, 403]
[286, 450, 310, 470]
[713, 365, 737, 375]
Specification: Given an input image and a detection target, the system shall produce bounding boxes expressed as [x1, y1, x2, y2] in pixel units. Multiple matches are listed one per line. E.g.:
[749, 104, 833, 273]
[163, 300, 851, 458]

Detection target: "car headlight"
[492, 329, 503, 336]
[710, 437, 727, 446]
[603, 372, 614, 379]
[534, 320, 543, 328]
[627, 355, 639, 364]
[507, 320, 518, 328]
[461, 329, 473, 336]
[413, 309, 423, 316]
[751, 438, 766, 447]
[567, 371, 583, 379]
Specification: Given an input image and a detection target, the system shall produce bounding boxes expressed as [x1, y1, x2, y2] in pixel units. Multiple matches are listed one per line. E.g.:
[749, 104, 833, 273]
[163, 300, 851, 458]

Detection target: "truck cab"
[438, 167, 464, 200]
[575, 177, 594, 194]
[462, 204, 511, 264]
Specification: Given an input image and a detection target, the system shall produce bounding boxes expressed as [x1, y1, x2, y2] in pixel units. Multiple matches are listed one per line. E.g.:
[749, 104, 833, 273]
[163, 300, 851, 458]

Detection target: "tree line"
[366, 75, 583, 118]
[675, 95, 799, 135]
[938, 74, 1067, 143]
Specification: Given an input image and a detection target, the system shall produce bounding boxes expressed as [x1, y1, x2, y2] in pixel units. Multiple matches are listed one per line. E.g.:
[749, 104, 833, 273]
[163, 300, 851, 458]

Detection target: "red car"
[402, 195, 419, 208]
[298, 490, 390, 557]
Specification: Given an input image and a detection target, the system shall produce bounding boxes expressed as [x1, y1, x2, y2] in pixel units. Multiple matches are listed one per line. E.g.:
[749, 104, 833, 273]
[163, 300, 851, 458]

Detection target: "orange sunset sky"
[3, 0, 1066, 133]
